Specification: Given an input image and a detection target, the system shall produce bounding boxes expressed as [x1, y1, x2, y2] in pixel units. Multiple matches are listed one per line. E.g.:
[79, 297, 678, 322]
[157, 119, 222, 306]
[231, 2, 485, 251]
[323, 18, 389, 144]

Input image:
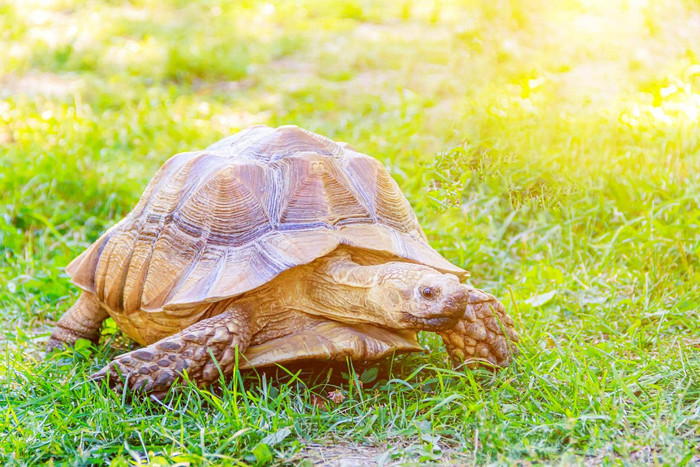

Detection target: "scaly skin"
[46, 292, 108, 352]
[439, 289, 519, 368]
[90, 305, 250, 398]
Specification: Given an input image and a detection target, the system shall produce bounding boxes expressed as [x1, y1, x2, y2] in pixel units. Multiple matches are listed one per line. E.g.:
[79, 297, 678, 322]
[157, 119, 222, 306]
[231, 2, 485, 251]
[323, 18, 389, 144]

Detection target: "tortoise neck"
[297, 249, 392, 326]
[315, 249, 383, 288]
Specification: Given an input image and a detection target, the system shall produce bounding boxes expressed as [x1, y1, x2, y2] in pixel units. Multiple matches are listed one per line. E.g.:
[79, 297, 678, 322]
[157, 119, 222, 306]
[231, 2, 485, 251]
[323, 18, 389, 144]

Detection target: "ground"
[1, 0, 699, 465]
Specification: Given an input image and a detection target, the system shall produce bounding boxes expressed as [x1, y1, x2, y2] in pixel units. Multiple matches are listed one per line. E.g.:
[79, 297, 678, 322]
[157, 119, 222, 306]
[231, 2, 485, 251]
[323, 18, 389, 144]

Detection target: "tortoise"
[47, 125, 518, 397]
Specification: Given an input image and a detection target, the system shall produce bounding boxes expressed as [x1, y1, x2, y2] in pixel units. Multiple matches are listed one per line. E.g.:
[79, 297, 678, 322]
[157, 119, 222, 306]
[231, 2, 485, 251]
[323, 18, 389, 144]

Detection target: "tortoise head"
[369, 262, 469, 330]
[310, 252, 470, 331]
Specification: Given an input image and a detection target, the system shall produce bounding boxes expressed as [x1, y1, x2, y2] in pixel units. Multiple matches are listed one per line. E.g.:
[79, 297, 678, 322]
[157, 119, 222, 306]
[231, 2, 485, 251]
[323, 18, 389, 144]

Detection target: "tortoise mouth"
[399, 294, 469, 330]
[399, 295, 468, 330]
[399, 311, 462, 331]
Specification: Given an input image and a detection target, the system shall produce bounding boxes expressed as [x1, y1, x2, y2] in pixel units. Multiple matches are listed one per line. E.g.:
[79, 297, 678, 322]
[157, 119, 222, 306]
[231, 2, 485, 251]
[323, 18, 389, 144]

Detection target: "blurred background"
[2, 0, 700, 463]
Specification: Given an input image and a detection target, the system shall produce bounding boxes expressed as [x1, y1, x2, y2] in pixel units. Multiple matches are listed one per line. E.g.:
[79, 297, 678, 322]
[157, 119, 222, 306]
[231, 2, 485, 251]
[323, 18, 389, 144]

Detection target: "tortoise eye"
[421, 286, 438, 299]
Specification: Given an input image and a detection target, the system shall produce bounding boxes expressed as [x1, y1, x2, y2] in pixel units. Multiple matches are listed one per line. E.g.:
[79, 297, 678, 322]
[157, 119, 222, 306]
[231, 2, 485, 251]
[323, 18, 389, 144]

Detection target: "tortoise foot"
[46, 292, 108, 353]
[91, 341, 186, 398]
[439, 289, 519, 368]
[46, 329, 94, 353]
[91, 307, 250, 398]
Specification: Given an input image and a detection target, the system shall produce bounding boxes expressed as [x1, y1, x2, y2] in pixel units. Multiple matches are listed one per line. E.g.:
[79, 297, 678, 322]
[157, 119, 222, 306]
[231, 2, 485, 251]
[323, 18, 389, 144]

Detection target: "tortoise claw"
[91, 352, 175, 399]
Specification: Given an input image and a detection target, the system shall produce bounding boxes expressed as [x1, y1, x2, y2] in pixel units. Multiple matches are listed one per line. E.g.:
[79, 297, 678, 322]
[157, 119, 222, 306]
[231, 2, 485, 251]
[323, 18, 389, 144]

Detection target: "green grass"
[2, 0, 699, 464]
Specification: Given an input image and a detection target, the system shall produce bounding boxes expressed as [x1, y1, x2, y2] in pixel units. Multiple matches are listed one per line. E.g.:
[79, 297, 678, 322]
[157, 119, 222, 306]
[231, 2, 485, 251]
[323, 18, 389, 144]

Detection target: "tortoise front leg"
[91, 304, 250, 398]
[47, 292, 109, 352]
[438, 289, 519, 368]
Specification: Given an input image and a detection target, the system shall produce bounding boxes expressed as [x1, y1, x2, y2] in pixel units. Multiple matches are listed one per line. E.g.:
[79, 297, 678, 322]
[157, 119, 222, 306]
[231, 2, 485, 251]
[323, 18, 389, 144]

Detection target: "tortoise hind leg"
[91, 304, 250, 398]
[47, 292, 109, 352]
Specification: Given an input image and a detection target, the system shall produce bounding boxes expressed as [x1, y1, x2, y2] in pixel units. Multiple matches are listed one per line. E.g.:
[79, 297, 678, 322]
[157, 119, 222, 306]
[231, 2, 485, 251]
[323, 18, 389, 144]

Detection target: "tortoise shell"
[67, 125, 466, 314]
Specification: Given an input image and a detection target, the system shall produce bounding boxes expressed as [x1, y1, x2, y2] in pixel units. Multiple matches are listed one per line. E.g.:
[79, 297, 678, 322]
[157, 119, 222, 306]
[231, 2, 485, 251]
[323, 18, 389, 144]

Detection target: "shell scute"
[278, 157, 372, 229]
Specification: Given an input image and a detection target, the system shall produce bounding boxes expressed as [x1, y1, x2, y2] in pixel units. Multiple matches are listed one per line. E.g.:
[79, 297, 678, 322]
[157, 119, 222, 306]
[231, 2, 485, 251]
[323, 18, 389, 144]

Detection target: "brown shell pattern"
[67, 125, 466, 314]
